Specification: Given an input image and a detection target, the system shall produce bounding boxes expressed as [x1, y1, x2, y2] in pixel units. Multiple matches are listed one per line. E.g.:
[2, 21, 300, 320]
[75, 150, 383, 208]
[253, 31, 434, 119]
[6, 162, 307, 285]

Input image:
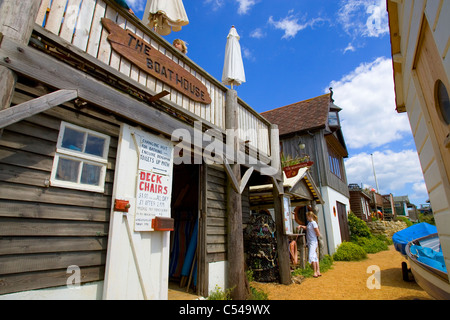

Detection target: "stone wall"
[366, 220, 408, 238]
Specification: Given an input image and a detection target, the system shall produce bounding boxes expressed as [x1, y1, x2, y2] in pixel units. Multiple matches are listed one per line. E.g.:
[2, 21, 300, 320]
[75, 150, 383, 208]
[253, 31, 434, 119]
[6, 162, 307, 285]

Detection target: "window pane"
[328, 112, 338, 126]
[85, 134, 106, 157]
[62, 127, 85, 152]
[56, 158, 80, 182]
[81, 163, 102, 186]
[436, 80, 450, 125]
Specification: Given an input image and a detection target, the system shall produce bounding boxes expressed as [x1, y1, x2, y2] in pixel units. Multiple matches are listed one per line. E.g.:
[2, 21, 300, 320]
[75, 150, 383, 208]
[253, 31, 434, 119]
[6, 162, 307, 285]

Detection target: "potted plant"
[281, 154, 314, 178]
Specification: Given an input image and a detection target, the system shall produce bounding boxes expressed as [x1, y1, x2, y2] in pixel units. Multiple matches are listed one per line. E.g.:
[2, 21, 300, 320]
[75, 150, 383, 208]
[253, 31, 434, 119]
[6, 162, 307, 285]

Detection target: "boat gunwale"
[405, 233, 449, 282]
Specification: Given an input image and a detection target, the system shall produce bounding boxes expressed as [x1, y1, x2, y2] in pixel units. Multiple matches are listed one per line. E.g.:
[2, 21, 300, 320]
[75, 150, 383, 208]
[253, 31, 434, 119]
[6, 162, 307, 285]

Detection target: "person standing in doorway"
[297, 211, 321, 277]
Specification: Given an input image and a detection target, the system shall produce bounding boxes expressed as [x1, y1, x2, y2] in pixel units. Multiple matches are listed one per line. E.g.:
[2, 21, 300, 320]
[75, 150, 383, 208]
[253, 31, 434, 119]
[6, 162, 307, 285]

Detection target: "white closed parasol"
[222, 26, 246, 89]
[145, 0, 189, 36]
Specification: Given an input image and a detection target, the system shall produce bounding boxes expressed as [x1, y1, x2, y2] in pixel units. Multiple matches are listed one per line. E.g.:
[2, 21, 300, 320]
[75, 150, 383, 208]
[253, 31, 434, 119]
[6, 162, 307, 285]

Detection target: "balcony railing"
[34, 0, 271, 157]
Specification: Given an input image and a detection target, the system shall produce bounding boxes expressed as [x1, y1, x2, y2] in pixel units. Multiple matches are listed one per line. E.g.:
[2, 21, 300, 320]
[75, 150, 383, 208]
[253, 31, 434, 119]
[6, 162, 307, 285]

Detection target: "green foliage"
[373, 233, 393, 245]
[207, 285, 233, 300]
[333, 242, 367, 261]
[348, 212, 372, 241]
[292, 255, 334, 278]
[354, 236, 388, 254]
[249, 287, 269, 300]
[245, 270, 269, 300]
[396, 216, 413, 227]
[418, 213, 435, 225]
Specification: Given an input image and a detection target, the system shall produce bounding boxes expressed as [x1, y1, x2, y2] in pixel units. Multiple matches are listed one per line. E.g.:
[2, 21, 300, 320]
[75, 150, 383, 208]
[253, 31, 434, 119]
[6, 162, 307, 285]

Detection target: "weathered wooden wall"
[205, 164, 227, 263]
[0, 78, 119, 295]
[280, 131, 349, 197]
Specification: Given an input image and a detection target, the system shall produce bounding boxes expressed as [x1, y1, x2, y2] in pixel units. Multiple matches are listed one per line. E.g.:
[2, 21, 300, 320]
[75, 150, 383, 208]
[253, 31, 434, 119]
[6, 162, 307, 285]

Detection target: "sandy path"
[251, 245, 432, 300]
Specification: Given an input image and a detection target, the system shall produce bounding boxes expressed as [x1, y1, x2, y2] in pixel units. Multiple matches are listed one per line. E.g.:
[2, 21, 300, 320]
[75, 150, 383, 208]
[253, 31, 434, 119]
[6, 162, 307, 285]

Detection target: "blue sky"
[127, 0, 429, 207]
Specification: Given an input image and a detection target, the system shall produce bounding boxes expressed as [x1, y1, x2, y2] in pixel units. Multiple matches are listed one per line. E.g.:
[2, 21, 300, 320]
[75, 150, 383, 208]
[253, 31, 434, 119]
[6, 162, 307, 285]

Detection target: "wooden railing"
[34, 0, 271, 157]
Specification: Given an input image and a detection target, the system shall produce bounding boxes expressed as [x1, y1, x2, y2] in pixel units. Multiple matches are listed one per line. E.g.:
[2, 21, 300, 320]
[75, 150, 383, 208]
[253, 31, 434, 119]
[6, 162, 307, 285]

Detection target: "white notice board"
[133, 133, 174, 231]
[283, 195, 293, 235]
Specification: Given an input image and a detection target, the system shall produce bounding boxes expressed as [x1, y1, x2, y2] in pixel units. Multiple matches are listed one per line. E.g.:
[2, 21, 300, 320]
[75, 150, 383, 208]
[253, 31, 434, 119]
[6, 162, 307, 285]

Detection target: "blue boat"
[405, 233, 450, 300]
[393, 222, 437, 256]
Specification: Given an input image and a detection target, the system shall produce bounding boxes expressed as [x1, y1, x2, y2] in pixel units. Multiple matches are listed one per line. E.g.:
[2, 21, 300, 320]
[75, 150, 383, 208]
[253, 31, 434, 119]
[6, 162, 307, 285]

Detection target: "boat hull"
[406, 234, 450, 300]
[407, 256, 450, 300]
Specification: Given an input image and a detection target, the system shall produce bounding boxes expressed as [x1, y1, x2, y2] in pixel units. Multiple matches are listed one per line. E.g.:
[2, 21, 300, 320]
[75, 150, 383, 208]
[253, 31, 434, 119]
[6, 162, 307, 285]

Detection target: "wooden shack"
[348, 184, 372, 221]
[262, 92, 351, 254]
[387, 0, 450, 275]
[0, 0, 284, 299]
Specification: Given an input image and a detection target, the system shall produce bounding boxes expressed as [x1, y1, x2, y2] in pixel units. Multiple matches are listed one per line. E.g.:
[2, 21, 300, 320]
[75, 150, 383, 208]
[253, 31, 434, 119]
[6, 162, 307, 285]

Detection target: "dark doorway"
[336, 201, 350, 242]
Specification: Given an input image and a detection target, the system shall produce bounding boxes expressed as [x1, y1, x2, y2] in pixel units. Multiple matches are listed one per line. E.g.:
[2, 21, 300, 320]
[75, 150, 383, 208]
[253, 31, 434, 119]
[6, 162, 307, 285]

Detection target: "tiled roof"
[261, 93, 332, 136]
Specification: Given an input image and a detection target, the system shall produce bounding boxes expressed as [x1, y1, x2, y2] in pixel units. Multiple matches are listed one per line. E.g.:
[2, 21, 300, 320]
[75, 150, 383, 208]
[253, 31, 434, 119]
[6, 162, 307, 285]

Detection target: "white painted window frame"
[50, 121, 110, 193]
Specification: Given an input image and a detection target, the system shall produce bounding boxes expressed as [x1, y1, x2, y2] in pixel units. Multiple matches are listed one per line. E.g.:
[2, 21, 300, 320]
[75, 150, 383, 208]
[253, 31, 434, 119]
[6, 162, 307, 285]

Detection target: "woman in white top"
[297, 211, 322, 277]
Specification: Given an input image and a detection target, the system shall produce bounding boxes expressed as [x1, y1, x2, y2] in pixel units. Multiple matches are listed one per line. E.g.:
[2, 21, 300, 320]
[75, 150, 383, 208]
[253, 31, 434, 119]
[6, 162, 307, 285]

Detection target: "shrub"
[354, 236, 388, 254]
[396, 216, 413, 227]
[292, 255, 334, 278]
[348, 212, 372, 241]
[373, 234, 393, 245]
[207, 285, 233, 300]
[333, 242, 367, 261]
[418, 213, 435, 225]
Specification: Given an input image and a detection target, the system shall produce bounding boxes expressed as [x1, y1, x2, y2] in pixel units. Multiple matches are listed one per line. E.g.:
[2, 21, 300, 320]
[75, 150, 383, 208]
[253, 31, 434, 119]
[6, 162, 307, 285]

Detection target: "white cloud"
[338, 0, 389, 38]
[345, 150, 428, 204]
[343, 43, 356, 54]
[203, 0, 225, 11]
[268, 12, 323, 39]
[236, 0, 258, 15]
[328, 57, 411, 149]
[242, 47, 255, 61]
[250, 28, 265, 39]
[127, 0, 146, 12]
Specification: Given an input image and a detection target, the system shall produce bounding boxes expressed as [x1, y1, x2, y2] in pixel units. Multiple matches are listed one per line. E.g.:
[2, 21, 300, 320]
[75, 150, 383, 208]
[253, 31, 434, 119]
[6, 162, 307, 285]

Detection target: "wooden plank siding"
[0, 79, 119, 295]
[205, 165, 227, 263]
[280, 131, 349, 198]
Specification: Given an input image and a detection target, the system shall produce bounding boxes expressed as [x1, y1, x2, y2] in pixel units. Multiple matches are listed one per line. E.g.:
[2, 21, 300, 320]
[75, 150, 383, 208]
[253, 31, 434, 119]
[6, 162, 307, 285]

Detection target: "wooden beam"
[272, 178, 292, 285]
[223, 159, 240, 194]
[147, 90, 170, 102]
[225, 88, 246, 300]
[0, 89, 78, 128]
[0, 0, 41, 136]
[239, 166, 254, 194]
[269, 123, 291, 284]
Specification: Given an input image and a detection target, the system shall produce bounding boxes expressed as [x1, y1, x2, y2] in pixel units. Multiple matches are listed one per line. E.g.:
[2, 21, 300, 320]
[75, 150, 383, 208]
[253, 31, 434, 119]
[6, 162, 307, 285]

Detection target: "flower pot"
[282, 161, 314, 178]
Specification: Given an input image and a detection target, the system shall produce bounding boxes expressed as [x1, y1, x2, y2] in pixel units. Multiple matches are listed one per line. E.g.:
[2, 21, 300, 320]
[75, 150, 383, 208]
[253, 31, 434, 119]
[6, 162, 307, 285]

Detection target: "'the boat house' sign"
[102, 18, 212, 104]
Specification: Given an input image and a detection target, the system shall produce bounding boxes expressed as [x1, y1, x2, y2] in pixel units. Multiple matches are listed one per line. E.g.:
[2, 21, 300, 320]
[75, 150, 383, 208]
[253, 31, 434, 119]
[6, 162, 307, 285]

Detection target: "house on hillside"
[348, 184, 372, 221]
[394, 196, 418, 221]
[262, 91, 350, 254]
[387, 0, 450, 274]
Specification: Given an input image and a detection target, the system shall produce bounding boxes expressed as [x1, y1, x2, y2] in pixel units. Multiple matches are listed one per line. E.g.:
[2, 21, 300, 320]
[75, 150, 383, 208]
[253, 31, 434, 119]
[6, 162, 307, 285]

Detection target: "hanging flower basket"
[281, 155, 314, 178]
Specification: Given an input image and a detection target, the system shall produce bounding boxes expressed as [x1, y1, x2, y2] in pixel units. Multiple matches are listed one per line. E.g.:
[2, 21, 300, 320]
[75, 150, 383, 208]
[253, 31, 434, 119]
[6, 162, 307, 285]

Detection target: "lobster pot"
[244, 211, 279, 282]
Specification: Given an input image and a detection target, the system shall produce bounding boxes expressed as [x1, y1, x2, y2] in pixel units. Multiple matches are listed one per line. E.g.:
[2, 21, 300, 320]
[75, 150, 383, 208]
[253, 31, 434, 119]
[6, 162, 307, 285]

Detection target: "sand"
[251, 245, 433, 300]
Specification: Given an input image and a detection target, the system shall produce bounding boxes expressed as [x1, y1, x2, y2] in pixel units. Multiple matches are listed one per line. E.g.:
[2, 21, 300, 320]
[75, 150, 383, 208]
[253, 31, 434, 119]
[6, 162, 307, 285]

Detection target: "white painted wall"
[317, 186, 350, 254]
[0, 282, 103, 300]
[208, 261, 228, 296]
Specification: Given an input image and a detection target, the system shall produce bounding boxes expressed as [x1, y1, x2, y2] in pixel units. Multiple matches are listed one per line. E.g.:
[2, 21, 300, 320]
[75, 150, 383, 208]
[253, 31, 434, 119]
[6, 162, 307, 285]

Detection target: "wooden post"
[270, 124, 291, 285]
[0, 0, 41, 111]
[225, 89, 246, 300]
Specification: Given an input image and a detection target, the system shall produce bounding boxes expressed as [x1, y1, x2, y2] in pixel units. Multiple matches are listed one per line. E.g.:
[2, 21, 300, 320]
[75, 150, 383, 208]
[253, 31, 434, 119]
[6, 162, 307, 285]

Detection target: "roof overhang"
[387, 0, 406, 113]
[249, 167, 323, 209]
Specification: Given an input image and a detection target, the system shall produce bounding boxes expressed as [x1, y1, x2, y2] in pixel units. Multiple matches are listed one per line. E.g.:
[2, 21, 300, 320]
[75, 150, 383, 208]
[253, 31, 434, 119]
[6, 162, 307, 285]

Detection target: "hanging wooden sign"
[101, 18, 212, 104]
